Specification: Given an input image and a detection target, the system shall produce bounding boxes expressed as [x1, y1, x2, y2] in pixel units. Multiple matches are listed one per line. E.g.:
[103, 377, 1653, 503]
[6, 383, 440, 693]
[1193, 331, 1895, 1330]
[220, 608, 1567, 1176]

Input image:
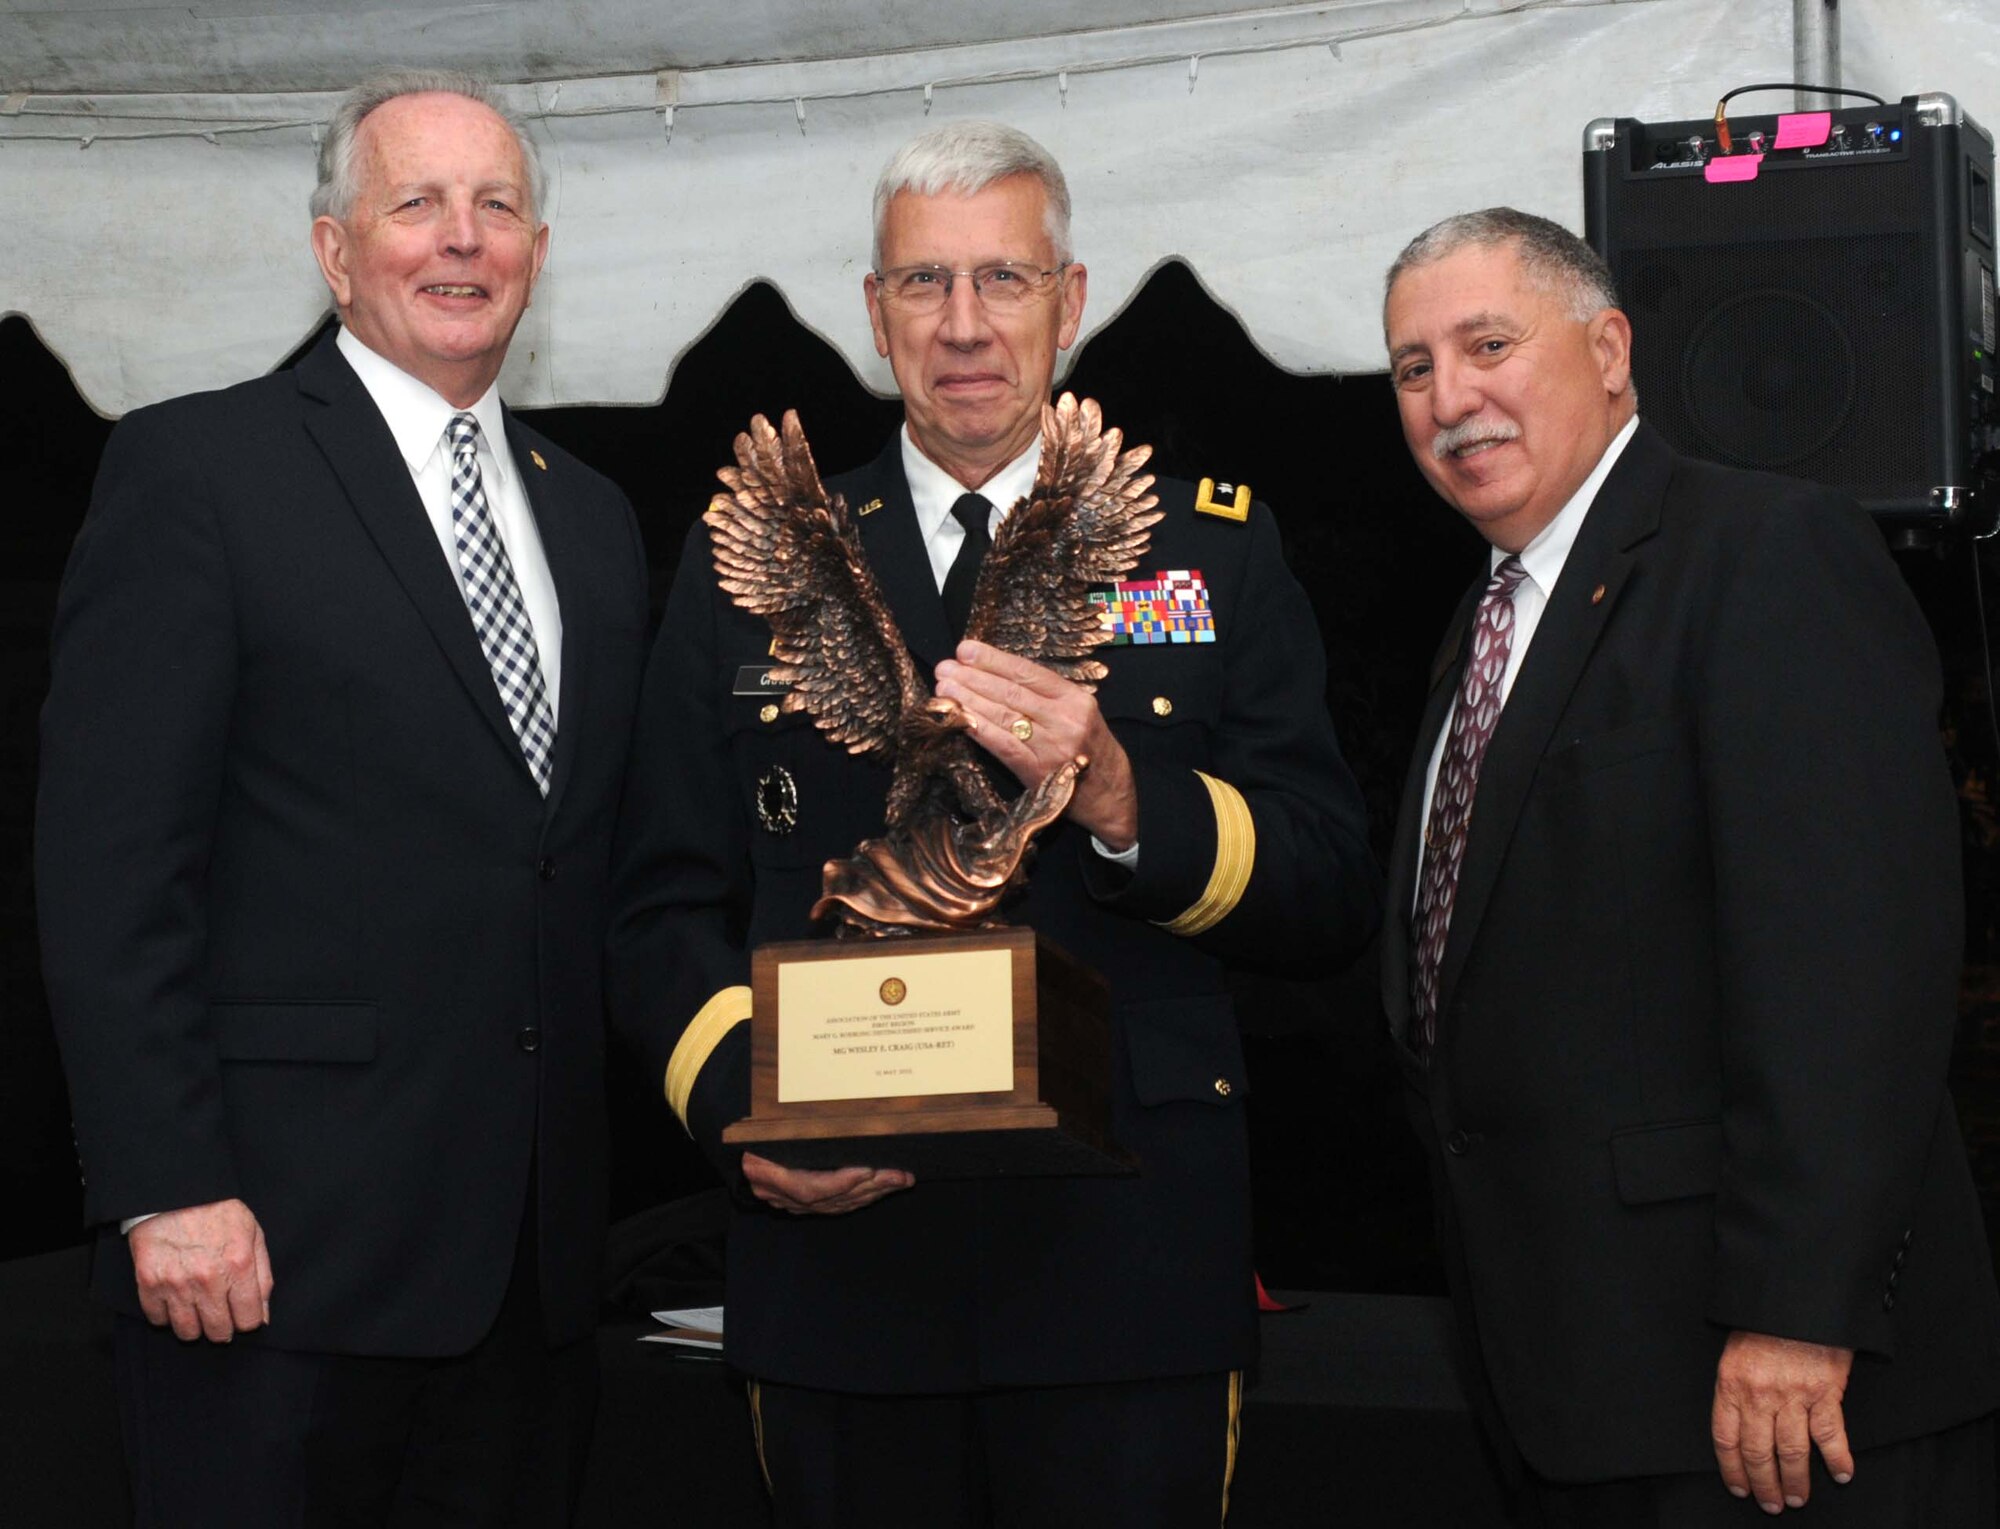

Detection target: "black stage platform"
[0, 1247, 1507, 1526]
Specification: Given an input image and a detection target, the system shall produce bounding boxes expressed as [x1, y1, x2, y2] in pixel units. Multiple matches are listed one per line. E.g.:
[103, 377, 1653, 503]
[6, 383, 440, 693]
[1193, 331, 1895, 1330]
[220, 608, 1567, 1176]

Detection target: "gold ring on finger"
[1010, 716, 1035, 743]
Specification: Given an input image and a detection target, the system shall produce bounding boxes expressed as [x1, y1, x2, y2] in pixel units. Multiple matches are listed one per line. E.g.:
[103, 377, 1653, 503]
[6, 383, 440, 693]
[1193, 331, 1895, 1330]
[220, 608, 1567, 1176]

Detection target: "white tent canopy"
[1, 0, 1994, 416]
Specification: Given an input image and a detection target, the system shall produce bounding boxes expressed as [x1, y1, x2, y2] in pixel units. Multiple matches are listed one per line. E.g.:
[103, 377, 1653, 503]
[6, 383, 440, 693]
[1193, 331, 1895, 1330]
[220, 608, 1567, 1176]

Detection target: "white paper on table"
[639, 1331, 724, 1352]
[651, 1306, 724, 1332]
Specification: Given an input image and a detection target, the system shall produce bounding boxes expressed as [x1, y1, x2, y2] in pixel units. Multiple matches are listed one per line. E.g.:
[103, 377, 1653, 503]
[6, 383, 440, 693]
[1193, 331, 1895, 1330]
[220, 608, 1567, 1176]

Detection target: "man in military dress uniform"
[608, 120, 1380, 1528]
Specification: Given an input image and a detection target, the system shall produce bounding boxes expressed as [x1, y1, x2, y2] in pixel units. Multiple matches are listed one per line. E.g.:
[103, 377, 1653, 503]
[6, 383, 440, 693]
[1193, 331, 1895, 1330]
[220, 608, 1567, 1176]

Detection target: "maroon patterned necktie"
[1410, 555, 1528, 1058]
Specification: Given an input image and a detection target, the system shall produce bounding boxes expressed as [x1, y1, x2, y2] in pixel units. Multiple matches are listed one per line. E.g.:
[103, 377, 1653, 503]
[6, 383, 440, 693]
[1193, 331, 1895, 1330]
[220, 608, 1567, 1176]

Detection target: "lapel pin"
[1591, 583, 1606, 605]
[530, 450, 548, 472]
[856, 497, 883, 517]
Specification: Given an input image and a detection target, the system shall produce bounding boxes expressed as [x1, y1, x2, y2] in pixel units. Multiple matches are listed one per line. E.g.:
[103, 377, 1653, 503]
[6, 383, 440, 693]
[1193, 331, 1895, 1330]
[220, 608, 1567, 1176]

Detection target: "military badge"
[756, 765, 799, 835]
[1090, 570, 1217, 645]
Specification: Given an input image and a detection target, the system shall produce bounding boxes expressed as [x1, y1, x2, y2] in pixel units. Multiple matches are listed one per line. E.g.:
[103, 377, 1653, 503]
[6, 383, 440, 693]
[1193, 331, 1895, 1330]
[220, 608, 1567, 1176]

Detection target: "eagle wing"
[963, 393, 1162, 685]
[704, 411, 921, 761]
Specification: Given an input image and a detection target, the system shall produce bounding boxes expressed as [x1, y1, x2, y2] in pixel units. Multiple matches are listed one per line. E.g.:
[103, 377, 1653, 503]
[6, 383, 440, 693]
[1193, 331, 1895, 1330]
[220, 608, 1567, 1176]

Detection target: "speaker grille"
[1621, 226, 1933, 487]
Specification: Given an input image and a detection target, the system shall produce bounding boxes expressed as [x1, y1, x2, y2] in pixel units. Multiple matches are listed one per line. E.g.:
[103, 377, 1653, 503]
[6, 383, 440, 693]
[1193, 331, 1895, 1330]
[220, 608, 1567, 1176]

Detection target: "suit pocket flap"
[1123, 995, 1245, 1107]
[1546, 715, 1682, 780]
[1097, 656, 1223, 727]
[212, 1001, 379, 1063]
[1609, 1117, 1722, 1204]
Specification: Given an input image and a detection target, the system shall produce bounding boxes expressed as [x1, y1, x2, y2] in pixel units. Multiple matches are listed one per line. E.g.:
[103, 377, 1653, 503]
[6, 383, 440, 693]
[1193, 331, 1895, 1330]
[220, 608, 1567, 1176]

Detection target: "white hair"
[871, 120, 1072, 268]
[311, 69, 545, 223]
[1386, 207, 1621, 323]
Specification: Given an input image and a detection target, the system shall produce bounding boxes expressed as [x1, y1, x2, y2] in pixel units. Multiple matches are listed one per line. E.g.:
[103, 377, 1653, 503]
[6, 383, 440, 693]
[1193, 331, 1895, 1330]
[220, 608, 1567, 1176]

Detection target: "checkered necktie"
[445, 413, 555, 795]
[1410, 555, 1528, 1058]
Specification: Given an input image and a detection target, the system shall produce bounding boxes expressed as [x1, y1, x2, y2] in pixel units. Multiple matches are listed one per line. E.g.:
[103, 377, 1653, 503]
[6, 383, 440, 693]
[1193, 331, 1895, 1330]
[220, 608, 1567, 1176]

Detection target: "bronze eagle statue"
[704, 394, 1160, 934]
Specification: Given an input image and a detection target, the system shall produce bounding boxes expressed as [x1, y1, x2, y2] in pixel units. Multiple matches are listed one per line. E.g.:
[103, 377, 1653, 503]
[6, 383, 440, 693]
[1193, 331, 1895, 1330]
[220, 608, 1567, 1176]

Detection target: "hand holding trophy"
[708, 394, 1158, 1176]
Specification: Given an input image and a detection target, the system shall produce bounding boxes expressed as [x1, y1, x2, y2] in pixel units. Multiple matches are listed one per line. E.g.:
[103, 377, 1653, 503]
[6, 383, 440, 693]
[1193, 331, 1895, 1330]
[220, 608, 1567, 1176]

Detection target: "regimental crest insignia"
[756, 765, 799, 835]
[1090, 570, 1217, 646]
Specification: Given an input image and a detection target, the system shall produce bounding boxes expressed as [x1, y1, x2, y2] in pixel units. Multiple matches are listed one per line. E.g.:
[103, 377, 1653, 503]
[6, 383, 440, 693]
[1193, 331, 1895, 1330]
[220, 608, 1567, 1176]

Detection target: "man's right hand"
[129, 1198, 273, 1342]
[740, 1154, 914, 1216]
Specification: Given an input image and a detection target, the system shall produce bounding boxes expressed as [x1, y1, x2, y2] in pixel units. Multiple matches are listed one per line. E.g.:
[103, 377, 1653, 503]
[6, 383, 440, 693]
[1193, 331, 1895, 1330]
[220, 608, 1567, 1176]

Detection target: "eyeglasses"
[871, 261, 1069, 311]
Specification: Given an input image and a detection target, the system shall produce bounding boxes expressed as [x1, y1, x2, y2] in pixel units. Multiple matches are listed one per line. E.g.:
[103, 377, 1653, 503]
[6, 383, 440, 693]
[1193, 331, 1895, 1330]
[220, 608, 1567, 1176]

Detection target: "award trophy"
[709, 395, 1158, 1177]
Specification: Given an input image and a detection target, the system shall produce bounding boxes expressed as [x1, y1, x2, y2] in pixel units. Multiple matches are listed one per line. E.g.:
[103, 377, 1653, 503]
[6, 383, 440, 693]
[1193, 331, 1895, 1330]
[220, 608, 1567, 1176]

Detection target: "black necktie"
[940, 492, 992, 643]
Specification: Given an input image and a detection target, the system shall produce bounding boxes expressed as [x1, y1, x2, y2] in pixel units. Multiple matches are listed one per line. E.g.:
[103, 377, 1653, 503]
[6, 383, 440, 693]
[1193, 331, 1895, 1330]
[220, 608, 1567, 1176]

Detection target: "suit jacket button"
[1213, 1077, 1233, 1097]
[537, 857, 557, 882]
[1882, 1289, 1897, 1311]
[1446, 1130, 1471, 1155]
[517, 1027, 542, 1053]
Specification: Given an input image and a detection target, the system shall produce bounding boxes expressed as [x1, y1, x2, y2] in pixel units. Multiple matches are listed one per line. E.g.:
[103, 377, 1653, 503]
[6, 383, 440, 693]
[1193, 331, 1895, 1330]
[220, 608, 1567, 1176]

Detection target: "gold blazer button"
[1213, 1077, 1233, 1097]
[1152, 696, 1174, 717]
[759, 703, 780, 724]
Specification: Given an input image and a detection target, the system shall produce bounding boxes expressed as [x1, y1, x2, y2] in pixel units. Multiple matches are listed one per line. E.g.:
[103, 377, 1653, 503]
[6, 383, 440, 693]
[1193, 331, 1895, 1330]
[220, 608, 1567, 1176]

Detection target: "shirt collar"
[1498, 412, 1640, 596]
[336, 325, 512, 489]
[899, 424, 1042, 544]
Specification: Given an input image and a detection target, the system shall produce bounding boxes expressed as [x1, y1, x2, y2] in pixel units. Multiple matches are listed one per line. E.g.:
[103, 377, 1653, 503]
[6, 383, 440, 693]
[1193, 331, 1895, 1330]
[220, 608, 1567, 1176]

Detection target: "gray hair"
[871, 120, 1072, 268]
[311, 69, 546, 224]
[1385, 207, 1621, 322]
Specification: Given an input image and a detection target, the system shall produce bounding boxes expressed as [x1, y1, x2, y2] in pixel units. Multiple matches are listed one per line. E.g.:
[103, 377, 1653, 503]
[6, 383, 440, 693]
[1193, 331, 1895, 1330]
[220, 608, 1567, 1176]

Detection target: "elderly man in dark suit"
[608, 119, 1380, 1528]
[1379, 206, 2000, 1525]
[36, 69, 647, 1526]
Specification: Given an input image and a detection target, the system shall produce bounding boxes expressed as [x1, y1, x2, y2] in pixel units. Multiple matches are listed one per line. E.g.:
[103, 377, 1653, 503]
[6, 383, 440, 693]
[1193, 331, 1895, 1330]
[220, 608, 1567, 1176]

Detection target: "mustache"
[1432, 419, 1521, 461]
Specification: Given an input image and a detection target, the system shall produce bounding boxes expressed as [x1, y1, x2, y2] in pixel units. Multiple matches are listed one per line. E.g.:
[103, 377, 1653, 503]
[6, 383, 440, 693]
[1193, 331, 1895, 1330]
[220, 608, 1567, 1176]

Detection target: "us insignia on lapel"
[855, 497, 883, 517]
[1090, 570, 1217, 646]
[530, 450, 548, 471]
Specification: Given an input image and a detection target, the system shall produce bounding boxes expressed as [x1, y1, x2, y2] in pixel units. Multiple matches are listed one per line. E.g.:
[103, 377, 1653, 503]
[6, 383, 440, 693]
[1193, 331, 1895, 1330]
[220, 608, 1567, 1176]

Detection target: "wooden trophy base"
[721, 927, 1132, 1179]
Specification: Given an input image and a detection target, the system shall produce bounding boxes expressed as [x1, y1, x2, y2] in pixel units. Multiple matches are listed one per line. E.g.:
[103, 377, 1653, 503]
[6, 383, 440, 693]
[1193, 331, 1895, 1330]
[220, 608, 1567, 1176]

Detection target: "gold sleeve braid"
[1157, 771, 1256, 936]
[664, 985, 752, 1132]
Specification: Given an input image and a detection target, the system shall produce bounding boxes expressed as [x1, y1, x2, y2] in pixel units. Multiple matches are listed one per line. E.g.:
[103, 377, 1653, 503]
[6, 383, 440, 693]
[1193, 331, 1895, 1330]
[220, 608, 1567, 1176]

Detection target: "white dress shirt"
[900, 425, 1041, 587]
[1414, 413, 1640, 905]
[122, 333, 565, 1237]
[899, 426, 1138, 868]
[337, 326, 563, 720]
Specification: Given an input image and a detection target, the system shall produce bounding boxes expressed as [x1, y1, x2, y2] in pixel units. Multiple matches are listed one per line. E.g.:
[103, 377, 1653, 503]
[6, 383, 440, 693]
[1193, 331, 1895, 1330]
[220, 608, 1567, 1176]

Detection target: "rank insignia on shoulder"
[1195, 477, 1250, 522]
[1090, 570, 1217, 646]
[530, 450, 548, 472]
[855, 497, 884, 517]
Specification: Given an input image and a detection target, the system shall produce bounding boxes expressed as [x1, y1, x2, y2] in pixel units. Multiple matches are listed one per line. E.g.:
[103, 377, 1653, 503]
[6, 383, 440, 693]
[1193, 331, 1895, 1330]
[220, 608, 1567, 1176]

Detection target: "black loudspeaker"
[1585, 92, 1996, 529]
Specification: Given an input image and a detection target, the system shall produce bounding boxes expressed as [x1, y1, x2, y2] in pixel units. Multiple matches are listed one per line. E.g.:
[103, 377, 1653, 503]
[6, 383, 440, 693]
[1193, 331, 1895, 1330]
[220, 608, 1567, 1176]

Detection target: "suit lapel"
[294, 335, 535, 784]
[853, 440, 955, 671]
[507, 412, 589, 820]
[1432, 424, 1672, 1019]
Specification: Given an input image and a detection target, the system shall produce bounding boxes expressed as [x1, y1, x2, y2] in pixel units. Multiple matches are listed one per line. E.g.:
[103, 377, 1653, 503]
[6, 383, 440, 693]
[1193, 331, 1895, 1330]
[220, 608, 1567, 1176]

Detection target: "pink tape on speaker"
[1704, 154, 1763, 184]
[1773, 112, 1833, 150]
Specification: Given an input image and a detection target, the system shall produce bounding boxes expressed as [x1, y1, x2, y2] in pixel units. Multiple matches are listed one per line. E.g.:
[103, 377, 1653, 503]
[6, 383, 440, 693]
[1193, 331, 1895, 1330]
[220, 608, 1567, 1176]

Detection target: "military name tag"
[733, 664, 789, 695]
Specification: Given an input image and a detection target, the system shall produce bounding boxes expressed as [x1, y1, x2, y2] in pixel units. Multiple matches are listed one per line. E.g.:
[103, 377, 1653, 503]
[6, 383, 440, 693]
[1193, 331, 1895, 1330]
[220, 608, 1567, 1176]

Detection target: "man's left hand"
[1710, 1329, 1855, 1513]
[935, 641, 1138, 850]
